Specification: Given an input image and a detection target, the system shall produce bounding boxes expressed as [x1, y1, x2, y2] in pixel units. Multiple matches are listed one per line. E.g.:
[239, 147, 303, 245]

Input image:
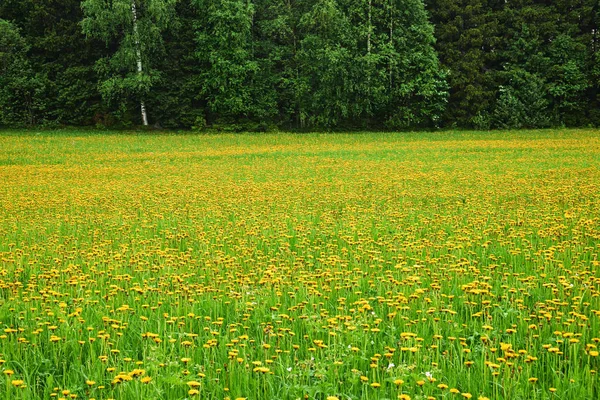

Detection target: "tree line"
[0, 1, 598, 130]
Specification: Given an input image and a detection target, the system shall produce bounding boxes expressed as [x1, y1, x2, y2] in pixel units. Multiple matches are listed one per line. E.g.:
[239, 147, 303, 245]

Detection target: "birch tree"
[81, 0, 177, 125]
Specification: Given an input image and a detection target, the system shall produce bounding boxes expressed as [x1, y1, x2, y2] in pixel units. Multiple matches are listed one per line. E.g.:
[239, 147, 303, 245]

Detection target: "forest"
[0, 0, 599, 131]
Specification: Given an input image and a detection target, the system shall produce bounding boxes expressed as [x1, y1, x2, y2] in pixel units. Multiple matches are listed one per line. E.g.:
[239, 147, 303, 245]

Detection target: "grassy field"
[0, 130, 599, 400]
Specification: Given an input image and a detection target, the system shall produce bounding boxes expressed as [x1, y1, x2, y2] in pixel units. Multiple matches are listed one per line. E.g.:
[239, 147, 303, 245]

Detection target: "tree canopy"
[0, 0, 598, 129]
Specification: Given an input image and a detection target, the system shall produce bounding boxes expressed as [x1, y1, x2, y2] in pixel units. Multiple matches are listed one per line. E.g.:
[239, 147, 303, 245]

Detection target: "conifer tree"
[426, 0, 504, 127]
[0, 19, 40, 126]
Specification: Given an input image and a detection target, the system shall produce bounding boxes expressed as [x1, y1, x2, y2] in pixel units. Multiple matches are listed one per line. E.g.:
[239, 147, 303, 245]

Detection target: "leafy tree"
[342, 0, 398, 127]
[194, 0, 446, 129]
[81, 0, 178, 126]
[295, 0, 356, 127]
[490, 69, 551, 129]
[381, 0, 448, 128]
[195, 0, 278, 130]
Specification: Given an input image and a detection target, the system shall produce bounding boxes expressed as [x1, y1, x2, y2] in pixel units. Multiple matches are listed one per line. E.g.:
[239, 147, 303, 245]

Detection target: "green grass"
[0, 129, 599, 400]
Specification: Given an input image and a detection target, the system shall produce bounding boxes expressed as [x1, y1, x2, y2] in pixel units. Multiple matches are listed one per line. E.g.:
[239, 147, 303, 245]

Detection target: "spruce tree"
[426, 0, 504, 127]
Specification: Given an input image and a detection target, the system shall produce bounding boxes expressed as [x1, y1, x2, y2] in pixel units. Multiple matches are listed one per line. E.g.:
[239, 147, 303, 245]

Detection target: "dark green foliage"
[0, 0, 105, 127]
[1, 0, 599, 129]
[81, 0, 178, 126]
[427, 0, 599, 129]
[0, 19, 42, 126]
[147, 1, 205, 128]
[378, 0, 448, 128]
[296, 0, 448, 129]
[426, 0, 504, 127]
[489, 70, 551, 129]
[497, 3, 591, 128]
[194, 0, 447, 129]
[295, 0, 356, 127]
[195, 0, 278, 129]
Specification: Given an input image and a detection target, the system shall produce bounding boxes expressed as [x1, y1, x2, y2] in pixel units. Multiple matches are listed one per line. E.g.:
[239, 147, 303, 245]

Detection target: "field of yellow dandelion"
[0, 130, 599, 400]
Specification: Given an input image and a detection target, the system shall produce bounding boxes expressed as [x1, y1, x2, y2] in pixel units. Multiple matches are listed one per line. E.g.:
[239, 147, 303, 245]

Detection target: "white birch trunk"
[389, 2, 393, 89]
[367, 0, 372, 54]
[131, 0, 149, 126]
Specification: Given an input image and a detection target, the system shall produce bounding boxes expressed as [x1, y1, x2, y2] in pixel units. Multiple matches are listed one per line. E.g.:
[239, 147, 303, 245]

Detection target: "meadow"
[0, 130, 599, 400]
